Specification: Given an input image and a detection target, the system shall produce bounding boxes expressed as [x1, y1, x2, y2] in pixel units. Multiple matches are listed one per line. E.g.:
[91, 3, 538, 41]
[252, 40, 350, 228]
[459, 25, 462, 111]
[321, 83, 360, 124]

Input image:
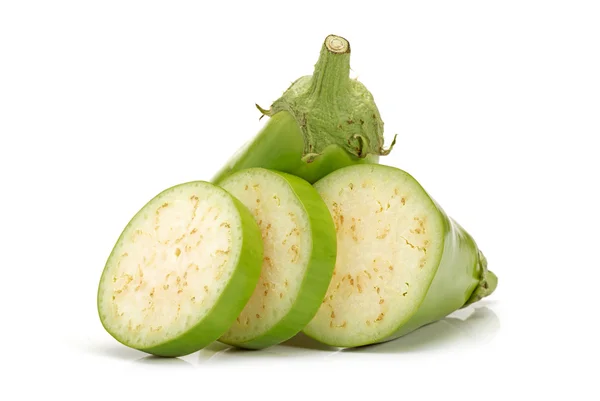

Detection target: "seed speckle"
[376, 226, 390, 239]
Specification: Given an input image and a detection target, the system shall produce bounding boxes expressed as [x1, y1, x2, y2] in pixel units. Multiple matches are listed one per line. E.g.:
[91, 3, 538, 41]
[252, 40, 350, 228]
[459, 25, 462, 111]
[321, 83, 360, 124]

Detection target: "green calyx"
[257, 34, 396, 163]
[464, 250, 498, 307]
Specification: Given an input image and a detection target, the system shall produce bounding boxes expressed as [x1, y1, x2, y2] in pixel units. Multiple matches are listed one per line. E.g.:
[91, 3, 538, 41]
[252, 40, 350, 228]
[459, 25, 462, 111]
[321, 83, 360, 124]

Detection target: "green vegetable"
[303, 164, 498, 347]
[97, 181, 263, 357]
[218, 168, 336, 349]
[212, 34, 396, 185]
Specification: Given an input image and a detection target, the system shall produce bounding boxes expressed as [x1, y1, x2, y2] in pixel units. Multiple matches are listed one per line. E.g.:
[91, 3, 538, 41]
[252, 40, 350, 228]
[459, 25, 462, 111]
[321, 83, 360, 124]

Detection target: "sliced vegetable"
[218, 168, 336, 349]
[212, 34, 396, 185]
[97, 181, 263, 357]
[304, 164, 497, 347]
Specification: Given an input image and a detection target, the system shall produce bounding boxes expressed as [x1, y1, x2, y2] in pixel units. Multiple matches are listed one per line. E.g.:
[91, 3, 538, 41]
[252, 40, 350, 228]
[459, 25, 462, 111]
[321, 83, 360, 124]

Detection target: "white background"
[1, 0, 599, 399]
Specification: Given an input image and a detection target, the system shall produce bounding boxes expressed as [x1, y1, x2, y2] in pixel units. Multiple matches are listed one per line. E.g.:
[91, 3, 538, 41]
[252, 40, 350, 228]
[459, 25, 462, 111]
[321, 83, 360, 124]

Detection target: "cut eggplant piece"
[218, 168, 336, 349]
[97, 181, 263, 357]
[304, 164, 497, 347]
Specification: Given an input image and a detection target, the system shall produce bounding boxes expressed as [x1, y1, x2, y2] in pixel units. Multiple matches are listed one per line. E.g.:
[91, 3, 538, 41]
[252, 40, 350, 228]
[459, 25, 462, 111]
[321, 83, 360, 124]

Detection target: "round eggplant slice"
[97, 181, 263, 357]
[218, 168, 336, 349]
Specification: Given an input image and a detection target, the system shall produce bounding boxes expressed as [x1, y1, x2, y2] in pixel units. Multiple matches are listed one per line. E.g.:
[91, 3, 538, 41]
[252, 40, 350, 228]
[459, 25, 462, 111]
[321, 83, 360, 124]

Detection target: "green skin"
[97, 182, 264, 357]
[212, 34, 395, 185]
[218, 169, 337, 349]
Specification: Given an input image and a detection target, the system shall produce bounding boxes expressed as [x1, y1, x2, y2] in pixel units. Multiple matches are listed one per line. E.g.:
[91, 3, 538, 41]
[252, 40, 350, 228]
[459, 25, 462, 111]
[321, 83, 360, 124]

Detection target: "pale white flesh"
[305, 166, 444, 346]
[219, 170, 311, 343]
[98, 182, 243, 349]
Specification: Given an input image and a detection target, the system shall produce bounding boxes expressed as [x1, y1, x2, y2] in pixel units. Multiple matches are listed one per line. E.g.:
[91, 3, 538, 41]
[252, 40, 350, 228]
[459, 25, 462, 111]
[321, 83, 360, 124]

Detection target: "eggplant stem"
[380, 134, 398, 156]
[301, 153, 321, 163]
[352, 134, 367, 158]
[255, 103, 271, 120]
[324, 34, 350, 54]
[259, 34, 392, 161]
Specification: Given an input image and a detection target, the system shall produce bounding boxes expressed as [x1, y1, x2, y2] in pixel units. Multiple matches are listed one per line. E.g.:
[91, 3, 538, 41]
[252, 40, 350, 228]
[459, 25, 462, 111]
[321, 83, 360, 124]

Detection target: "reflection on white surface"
[343, 304, 500, 354]
[83, 302, 499, 365]
[195, 302, 499, 362]
[197, 342, 232, 362]
[134, 355, 193, 368]
[197, 338, 342, 363]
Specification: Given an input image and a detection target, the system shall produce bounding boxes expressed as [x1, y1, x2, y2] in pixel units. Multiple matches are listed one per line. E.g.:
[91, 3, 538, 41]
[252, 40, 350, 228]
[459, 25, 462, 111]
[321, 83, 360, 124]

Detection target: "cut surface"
[97, 181, 247, 351]
[219, 169, 314, 344]
[304, 165, 445, 347]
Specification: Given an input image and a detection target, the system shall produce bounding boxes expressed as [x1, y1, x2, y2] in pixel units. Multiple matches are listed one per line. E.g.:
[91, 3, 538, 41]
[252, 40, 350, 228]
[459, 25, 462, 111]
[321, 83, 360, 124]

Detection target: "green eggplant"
[303, 164, 498, 347]
[212, 34, 396, 185]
